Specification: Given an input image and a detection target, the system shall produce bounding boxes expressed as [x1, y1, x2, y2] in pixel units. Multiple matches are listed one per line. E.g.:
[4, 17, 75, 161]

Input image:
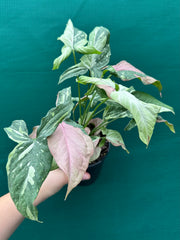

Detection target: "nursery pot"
[79, 141, 110, 186]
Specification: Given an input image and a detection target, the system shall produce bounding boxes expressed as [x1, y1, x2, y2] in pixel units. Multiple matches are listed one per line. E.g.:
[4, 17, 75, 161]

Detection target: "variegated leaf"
[4, 120, 29, 143]
[58, 19, 87, 50]
[37, 90, 73, 138]
[77, 75, 115, 97]
[102, 128, 128, 153]
[53, 45, 71, 70]
[106, 60, 162, 93]
[124, 119, 136, 131]
[133, 91, 175, 114]
[59, 63, 88, 84]
[7, 138, 52, 221]
[58, 19, 100, 55]
[75, 45, 101, 55]
[110, 88, 160, 145]
[103, 102, 131, 121]
[156, 115, 175, 133]
[80, 27, 111, 77]
[47, 122, 94, 199]
[55, 87, 72, 106]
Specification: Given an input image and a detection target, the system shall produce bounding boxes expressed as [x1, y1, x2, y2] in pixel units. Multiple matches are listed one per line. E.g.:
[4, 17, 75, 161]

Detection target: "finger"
[82, 172, 91, 180]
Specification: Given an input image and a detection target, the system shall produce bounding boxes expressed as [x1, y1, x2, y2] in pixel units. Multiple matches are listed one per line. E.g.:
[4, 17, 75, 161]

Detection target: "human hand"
[34, 169, 91, 206]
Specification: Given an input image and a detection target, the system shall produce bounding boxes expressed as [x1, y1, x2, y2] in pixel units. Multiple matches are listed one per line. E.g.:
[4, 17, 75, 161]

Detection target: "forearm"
[0, 169, 68, 240]
[0, 193, 24, 240]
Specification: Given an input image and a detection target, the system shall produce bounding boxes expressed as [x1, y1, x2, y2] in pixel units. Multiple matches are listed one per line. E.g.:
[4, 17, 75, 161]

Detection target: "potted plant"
[4, 19, 175, 222]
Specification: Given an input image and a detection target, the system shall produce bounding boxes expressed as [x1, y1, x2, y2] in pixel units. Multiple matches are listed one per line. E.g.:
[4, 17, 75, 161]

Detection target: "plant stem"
[81, 89, 96, 125]
[84, 98, 108, 128]
[92, 107, 106, 118]
[90, 118, 117, 135]
[72, 50, 82, 122]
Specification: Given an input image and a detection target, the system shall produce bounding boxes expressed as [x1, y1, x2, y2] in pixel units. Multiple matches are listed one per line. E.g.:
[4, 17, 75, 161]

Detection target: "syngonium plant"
[4, 19, 175, 222]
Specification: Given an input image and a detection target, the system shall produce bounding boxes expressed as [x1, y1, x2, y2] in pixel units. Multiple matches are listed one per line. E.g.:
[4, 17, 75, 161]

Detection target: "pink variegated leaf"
[47, 122, 94, 199]
[106, 60, 162, 93]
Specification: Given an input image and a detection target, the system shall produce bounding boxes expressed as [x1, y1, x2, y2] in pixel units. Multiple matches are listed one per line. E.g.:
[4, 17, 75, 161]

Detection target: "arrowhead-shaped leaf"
[4, 120, 29, 143]
[37, 88, 73, 138]
[132, 91, 175, 114]
[58, 19, 87, 50]
[58, 19, 100, 55]
[80, 27, 111, 77]
[47, 122, 94, 199]
[53, 45, 72, 70]
[59, 63, 88, 84]
[102, 128, 129, 153]
[106, 60, 162, 93]
[6, 138, 52, 221]
[110, 88, 160, 145]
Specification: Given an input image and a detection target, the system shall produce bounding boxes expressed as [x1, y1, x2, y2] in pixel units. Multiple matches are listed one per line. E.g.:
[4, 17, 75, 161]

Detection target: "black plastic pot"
[79, 142, 110, 186]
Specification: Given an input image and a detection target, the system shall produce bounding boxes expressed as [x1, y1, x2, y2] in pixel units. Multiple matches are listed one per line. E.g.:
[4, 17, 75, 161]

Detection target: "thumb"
[82, 172, 91, 181]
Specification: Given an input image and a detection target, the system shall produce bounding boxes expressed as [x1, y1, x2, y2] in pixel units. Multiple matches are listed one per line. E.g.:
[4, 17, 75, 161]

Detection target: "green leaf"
[57, 19, 100, 56]
[77, 76, 115, 88]
[75, 45, 101, 55]
[37, 90, 73, 138]
[77, 76, 115, 97]
[59, 63, 88, 84]
[58, 19, 87, 50]
[102, 128, 129, 153]
[56, 87, 72, 106]
[80, 27, 111, 77]
[53, 45, 71, 70]
[132, 91, 175, 114]
[7, 138, 52, 221]
[106, 60, 162, 93]
[103, 102, 131, 121]
[4, 120, 29, 143]
[156, 115, 175, 133]
[124, 119, 136, 131]
[110, 87, 161, 145]
[50, 158, 59, 171]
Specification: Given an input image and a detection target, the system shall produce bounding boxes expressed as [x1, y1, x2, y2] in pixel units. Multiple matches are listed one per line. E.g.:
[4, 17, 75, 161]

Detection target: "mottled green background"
[0, 0, 180, 239]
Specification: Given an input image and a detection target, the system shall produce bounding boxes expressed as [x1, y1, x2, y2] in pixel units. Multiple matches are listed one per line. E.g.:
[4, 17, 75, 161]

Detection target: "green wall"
[0, 0, 180, 239]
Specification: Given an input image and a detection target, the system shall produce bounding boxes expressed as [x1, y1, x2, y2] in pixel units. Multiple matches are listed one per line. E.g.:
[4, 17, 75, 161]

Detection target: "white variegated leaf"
[4, 120, 29, 143]
[110, 88, 160, 145]
[59, 63, 88, 84]
[37, 93, 73, 138]
[56, 87, 72, 106]
[53, 45, 71, 70]
[58, 19, 87, 50]
[133, 91, 175, 114]
[102, 128, 128, 153]
[7, 138, 52, 221]
[80, 27, 111, 77]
